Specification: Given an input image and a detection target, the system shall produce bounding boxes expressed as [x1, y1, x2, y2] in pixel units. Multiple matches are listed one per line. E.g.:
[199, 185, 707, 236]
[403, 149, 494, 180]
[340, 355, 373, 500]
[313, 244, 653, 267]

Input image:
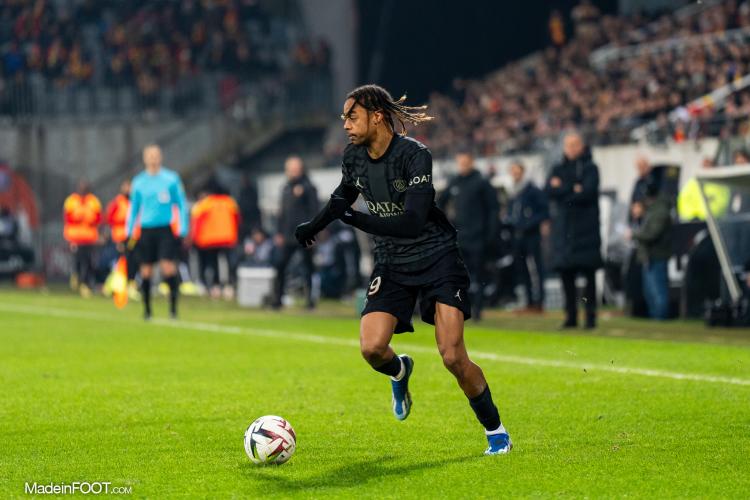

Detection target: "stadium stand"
[0, 0, 332, 119]
[416, 0, 750, 157]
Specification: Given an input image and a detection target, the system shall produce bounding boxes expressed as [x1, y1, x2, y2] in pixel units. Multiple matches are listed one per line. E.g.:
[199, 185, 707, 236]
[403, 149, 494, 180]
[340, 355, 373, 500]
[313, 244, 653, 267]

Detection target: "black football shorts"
[361, 250, 472, 333]
[138, 226, 179, 264]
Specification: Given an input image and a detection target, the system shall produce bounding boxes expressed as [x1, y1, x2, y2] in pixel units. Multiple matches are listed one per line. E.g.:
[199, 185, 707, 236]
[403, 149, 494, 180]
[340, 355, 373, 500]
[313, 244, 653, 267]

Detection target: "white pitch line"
[2, 302, 749, 387]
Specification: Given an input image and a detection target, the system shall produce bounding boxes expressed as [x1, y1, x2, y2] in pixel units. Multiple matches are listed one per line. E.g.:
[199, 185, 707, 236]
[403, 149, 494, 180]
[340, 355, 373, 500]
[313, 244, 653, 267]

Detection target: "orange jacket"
[105, 194, 141, 243]
[63, 193, 102, 245]
[190, 194, 240, 249]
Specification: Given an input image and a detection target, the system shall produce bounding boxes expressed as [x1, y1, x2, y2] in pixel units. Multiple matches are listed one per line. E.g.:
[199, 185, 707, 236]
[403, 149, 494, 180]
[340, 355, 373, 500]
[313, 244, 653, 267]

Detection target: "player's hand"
[328, 194, 351, 218]
[573, 183, 583, 193]
[116, 242, 125, 253]
[294, 222, 316, 247]
[550, 177, 562, 188]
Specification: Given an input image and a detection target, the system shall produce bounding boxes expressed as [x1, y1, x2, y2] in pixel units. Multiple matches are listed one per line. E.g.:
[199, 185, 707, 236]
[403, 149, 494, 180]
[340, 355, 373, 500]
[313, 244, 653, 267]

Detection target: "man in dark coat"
[437, 152, 499, 320]
[506, 161, 549, 312]
[273, 156, 320, 309]
[546, 132, 603, 329]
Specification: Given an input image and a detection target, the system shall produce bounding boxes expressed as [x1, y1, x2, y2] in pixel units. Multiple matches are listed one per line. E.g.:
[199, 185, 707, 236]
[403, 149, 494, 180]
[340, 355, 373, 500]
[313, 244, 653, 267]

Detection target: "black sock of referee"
[373, 355, 403, 379]
[141, 278, 152, 316]
[166, 275, 179, 316]
[469, 385, 503, 433]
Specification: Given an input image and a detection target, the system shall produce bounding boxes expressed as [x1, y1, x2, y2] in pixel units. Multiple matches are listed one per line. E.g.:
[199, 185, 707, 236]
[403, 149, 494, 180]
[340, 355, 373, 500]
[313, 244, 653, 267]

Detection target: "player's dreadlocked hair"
[345, 84, 433, 135]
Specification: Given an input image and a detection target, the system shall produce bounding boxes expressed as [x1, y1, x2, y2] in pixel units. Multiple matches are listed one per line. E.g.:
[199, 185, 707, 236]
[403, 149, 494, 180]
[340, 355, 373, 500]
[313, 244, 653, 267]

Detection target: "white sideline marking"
[2, 302, 749, 387]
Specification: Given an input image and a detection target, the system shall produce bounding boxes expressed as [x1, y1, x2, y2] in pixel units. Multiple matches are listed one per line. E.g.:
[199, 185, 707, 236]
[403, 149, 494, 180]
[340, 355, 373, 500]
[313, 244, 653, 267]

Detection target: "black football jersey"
[341, 134, 457, 271]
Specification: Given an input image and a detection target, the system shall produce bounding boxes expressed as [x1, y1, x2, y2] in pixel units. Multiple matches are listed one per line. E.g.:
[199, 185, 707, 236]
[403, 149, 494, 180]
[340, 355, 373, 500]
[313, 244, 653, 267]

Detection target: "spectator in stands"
[437, 152, 499, 320]
[273, 156, 319, 310]
[546, 132, 602, 329]
[63, 179, 102, 298]
[631, 171, 673, 320]
[506, 161, 548, 313]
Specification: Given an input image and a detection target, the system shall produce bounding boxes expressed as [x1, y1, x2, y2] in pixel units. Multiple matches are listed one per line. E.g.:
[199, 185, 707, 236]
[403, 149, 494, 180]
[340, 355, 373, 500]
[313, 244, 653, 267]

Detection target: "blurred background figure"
[631, 170, 673, 320]
[506, 161, 548, 313]
[0, 204, 19, 246]
[190, 178, 241, 299]
[273, 156, 319, 309]
[238, 175, 262, 243]
[438, 152, 499, 321]
[242, 228, 275, 268]
[127, 144, 189, 320]
[63, 179, 102, 297]
[105, 179, 139, 297]
[546, 132, 602, 329]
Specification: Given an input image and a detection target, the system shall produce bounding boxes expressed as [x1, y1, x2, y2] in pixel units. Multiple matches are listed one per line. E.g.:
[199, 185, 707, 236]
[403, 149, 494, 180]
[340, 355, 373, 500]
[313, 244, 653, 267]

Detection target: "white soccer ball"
[244, 415, 296, 465]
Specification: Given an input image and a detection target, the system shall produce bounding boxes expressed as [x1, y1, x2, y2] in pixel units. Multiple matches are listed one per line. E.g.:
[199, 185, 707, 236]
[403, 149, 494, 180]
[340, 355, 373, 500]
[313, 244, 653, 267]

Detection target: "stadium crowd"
[418, 0, 750, 157]
[0, 0, 331, 115]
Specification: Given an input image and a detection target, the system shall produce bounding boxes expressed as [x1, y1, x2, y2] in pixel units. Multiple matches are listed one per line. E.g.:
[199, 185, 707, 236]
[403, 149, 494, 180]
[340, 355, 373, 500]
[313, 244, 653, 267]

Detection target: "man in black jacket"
[546, 132, 602, 329]
[273, 156, 319, 309]
[437, 152, 499, 320]
[507, 161, 549, 312]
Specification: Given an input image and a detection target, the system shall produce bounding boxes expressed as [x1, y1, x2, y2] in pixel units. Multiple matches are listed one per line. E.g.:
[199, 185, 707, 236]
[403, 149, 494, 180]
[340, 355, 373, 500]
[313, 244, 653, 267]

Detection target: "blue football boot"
[485, 431, 512, 455]
[390, 355, 414, 420]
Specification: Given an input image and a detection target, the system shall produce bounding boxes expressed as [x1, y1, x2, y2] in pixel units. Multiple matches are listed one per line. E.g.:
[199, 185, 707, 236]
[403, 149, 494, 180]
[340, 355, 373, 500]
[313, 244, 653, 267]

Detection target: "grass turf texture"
[1, 289, 749, 499]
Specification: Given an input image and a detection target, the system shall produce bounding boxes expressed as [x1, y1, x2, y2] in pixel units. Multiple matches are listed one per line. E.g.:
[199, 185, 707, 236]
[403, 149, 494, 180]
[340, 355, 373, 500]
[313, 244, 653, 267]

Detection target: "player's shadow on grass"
[244, 454, 483, 492]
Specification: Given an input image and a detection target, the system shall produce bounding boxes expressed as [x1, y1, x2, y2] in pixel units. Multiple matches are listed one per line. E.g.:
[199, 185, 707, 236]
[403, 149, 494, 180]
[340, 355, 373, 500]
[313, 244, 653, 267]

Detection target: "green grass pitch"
[1, 289, 749, 498]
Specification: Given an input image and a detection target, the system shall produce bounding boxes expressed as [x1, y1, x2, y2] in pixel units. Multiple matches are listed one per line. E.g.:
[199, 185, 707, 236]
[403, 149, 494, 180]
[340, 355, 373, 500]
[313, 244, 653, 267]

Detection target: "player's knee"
[360, 339, 388, 366]
[440, 347, 467, 375]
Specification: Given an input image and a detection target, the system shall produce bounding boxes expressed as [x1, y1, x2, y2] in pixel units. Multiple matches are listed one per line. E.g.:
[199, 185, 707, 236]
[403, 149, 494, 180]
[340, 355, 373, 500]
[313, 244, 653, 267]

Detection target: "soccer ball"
[244, 415, 296, 465]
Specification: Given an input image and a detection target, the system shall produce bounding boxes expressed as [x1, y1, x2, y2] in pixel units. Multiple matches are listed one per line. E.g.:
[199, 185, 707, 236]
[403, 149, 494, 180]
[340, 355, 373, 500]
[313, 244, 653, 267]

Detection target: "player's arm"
[341, 149, 434, 239]
[294, 180, 359, 247]
[342, 190, 432, 238]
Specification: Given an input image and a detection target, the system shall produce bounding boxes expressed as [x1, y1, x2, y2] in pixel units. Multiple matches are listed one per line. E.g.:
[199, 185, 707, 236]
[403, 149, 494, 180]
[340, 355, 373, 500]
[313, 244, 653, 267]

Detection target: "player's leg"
[433, 302, 511, 454]
[360, 271, 418, 420]
[360, 311, 414, 420]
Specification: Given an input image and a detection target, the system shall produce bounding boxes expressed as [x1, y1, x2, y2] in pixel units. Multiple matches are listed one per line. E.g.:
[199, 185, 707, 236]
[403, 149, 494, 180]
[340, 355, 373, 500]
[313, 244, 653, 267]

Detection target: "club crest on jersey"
[408, 174, 431, 187]
[365, 200, 404, 217]
[393, 179, 407, 192]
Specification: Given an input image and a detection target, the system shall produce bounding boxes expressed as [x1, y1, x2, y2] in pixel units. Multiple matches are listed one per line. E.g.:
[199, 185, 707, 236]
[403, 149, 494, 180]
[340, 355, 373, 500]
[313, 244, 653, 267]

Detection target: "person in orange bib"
[63, 179, 102, 296]
[190, 179, 241, 299]
[105, 179, 140, 283]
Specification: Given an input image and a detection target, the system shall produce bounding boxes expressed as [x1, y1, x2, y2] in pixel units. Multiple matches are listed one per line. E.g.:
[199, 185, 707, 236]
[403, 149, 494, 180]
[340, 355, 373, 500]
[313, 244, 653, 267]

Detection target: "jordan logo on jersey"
[454, 290, 462, 302]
